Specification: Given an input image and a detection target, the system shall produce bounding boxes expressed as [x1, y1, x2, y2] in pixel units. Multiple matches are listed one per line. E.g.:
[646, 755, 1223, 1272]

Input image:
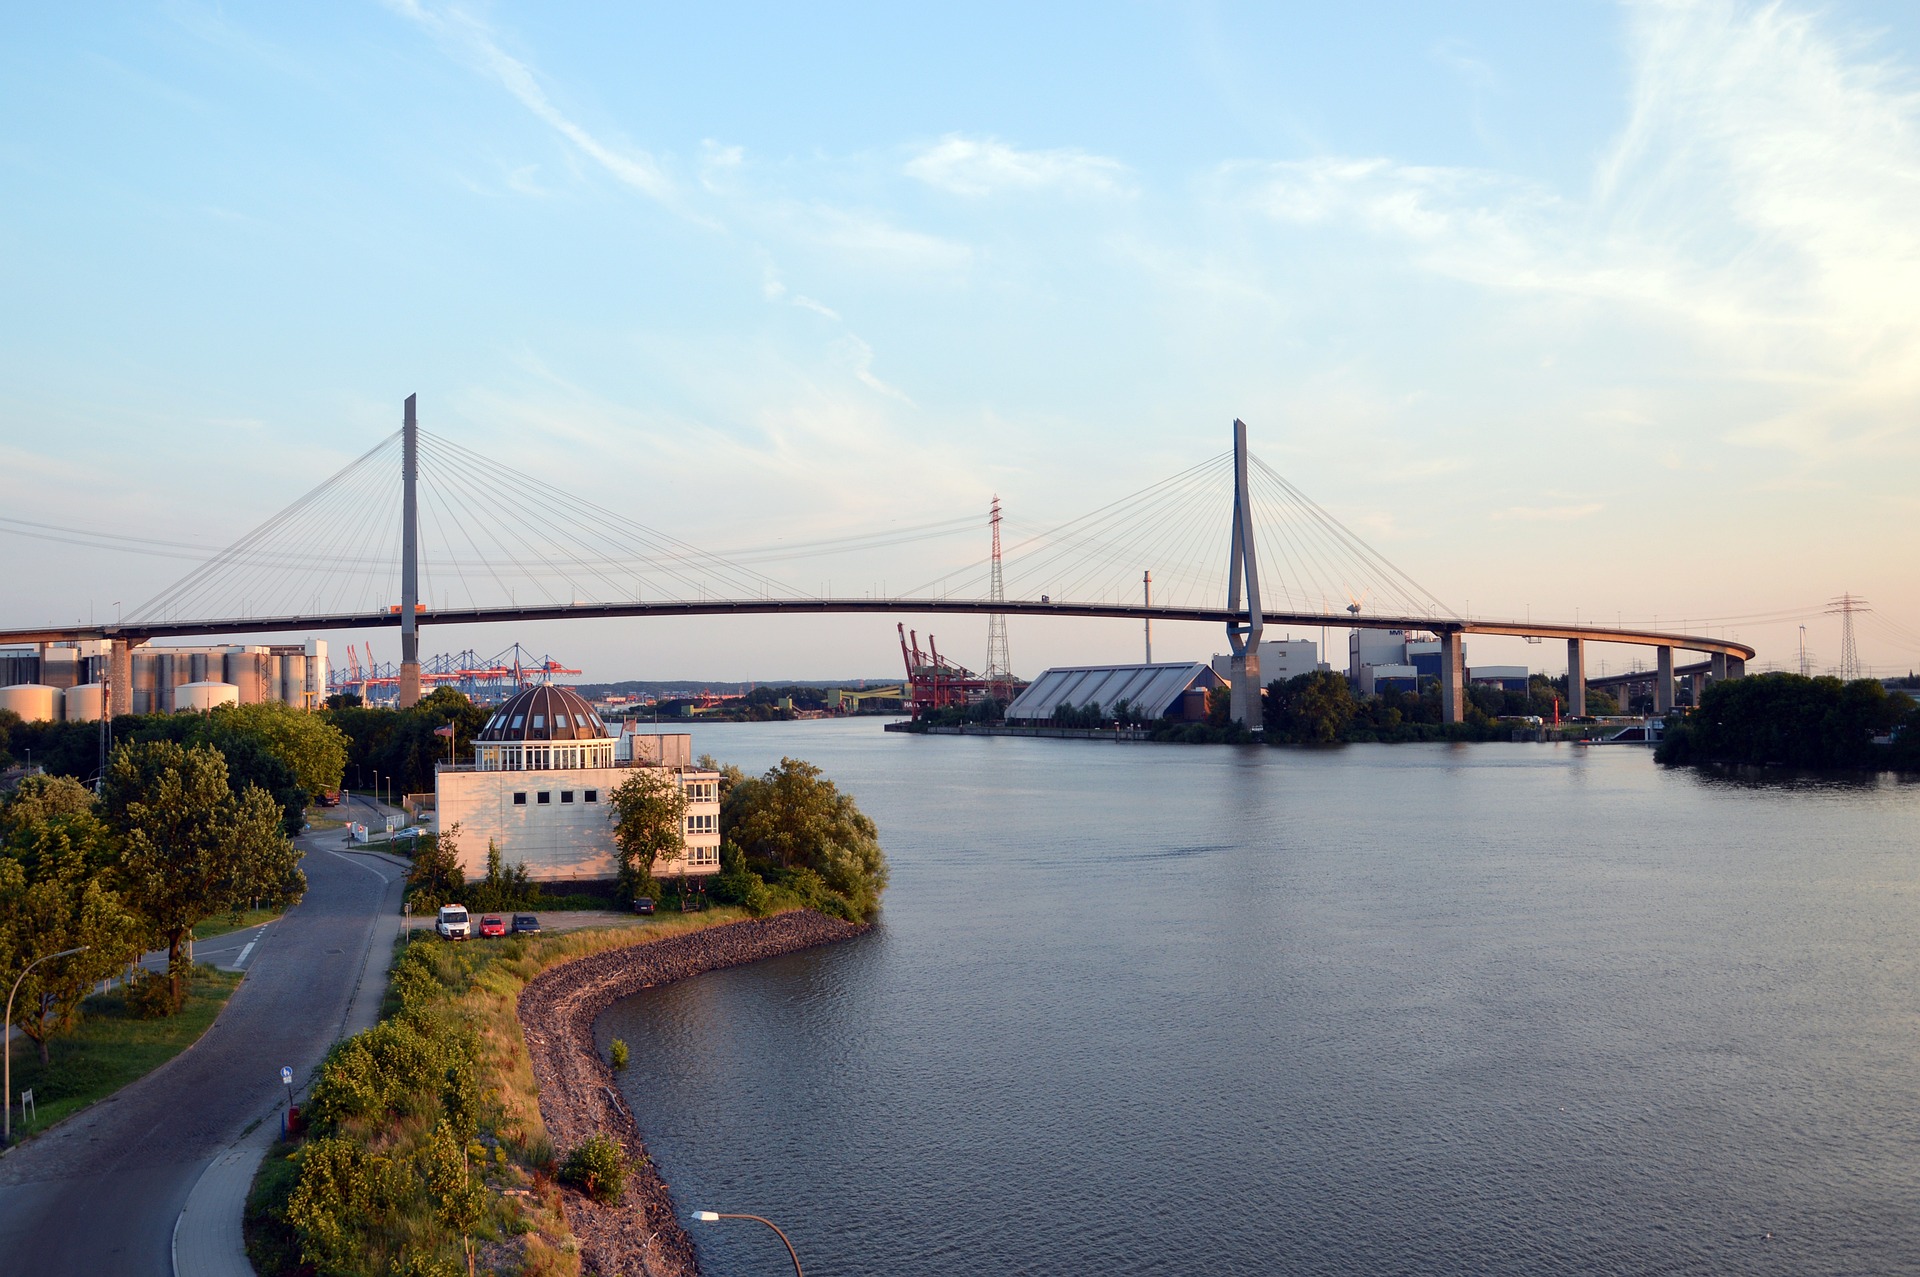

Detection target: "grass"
[194, 905, 284, 940]
[247, 909, 753, 1276]
[3, 965, 244, 1140]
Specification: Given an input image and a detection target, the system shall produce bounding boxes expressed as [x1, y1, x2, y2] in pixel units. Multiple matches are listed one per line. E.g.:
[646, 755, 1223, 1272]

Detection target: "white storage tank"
[0, 684, 62, 723]
[63, 683, 105, 723]
[176, 681, 240, 713]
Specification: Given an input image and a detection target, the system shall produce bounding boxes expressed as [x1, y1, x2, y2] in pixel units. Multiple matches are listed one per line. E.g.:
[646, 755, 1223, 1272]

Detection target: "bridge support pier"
[1440, 631, 1465, 723]
[1566, 639, 1586, 718]
[1710, 652, 1727, 682]
[1654, 645, 1674, 713]
[398, 393, 422, 709]
[109, 638, 133, 717]
[1688, 671, 1705, 705]
[1224, 419, 1263, 731]
[1728, 656, 1745, 678]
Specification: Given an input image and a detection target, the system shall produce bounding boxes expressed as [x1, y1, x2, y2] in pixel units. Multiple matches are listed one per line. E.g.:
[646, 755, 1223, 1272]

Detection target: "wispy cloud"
[1226, 0, 1920, 462]
[837, 335, 914, 404]
[906, 134, 1133, 198]
[382, 0, 684, 211]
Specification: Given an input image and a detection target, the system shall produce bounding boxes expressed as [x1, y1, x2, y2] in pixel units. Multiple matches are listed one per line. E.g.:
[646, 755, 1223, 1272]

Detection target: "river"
[600, 718, 1920, 1276]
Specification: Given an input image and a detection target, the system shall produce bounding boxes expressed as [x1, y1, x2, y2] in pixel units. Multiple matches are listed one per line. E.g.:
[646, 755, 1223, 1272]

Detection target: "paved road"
[0, 812, 406, 1276]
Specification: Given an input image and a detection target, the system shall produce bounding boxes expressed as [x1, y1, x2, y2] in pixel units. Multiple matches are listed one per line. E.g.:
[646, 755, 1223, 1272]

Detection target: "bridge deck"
[0, 598, 1757, 660]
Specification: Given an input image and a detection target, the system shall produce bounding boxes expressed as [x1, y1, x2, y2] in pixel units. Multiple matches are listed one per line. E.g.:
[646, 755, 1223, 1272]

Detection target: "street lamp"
[691, 1211, 803, 1276]
[6, 947, 86, 1143]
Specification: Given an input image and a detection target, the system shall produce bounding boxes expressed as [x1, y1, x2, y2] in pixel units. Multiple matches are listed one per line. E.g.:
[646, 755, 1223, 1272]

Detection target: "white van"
[436, 904, 471, 940]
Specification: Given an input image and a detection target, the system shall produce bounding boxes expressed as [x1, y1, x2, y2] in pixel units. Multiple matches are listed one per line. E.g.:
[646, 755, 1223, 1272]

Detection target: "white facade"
[1348, 629, 1410, 679]
[1212, 638, 1321, 685]
[435, 762, 722, 883]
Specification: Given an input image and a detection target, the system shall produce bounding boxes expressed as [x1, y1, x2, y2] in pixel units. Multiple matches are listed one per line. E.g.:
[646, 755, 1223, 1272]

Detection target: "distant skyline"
[4, 1, 1918, 683]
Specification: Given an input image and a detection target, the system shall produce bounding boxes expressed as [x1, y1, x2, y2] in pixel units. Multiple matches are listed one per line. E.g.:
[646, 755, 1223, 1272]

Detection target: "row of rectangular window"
[685, 812, 717, 834]
[512, 790, 599, 805]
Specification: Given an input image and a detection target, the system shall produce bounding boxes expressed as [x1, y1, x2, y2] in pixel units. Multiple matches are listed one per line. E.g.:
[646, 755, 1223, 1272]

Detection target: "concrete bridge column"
[109, 638, 133, 717]
[1688, 671, 1705, 705]
[1710, 652, 1728, 682]
[1566, 639, 1586, 718]
[1728, 656, 1746, 678]
[1654, 645, 1674, 713]
[1440, 631, 1465, 723]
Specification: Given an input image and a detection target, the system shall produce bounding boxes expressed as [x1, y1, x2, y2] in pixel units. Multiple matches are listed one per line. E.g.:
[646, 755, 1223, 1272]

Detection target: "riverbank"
[244, 909, 865, 1275]
[519, 910, 869, 1277]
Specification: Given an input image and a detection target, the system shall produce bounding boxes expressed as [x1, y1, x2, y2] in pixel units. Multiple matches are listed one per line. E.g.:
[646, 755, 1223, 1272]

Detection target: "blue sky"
[4, 1, 1918, 681]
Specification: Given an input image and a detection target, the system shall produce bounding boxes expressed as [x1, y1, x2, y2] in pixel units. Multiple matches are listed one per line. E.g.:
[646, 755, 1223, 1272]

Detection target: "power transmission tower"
[984, 496, 1014, 703]
[1827, 593, 1868, 680]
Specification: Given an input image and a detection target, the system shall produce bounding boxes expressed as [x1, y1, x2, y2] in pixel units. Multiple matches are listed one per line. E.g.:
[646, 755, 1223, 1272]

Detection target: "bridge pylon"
[398, 393, 422, 708]
[1225, 418, 1263, 729]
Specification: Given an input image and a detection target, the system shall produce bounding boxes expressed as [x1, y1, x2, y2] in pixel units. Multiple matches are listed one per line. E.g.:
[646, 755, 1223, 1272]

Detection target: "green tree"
[407, 821, 468, 912]
[207, 700, 349, 797]
[1265, 671, 1355, 743]
[1657, 673, 1908, 769]
[722, 757, 888, 921]
[0, 782, 145, 1063]
[106, 740, 306, 1008]
[607, 769, 686, 902]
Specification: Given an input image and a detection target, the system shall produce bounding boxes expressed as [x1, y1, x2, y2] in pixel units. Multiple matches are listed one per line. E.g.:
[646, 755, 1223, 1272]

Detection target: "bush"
[559, 1134, 627, 1204]
[124, 969, 182, 1019]
[609, 1038, 629, 1069]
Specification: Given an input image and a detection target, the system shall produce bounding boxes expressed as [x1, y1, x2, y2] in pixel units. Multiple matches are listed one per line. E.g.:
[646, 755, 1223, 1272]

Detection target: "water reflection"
[603, 722, 1920, 1277]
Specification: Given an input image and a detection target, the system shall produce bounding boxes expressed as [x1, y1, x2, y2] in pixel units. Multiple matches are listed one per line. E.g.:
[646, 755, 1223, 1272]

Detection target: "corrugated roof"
[1004, 662, 1222, 721]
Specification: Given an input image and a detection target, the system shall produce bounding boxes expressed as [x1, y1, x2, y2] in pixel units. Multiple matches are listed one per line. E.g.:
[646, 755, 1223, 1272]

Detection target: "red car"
[478, 915, 507, 938]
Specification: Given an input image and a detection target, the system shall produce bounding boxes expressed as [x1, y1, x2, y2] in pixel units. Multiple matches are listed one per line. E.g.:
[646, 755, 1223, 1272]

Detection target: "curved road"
[0, 808, 405, 1275]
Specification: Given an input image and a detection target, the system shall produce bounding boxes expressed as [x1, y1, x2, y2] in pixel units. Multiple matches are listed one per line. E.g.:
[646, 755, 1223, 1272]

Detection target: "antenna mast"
[984, 496, 1013, 703]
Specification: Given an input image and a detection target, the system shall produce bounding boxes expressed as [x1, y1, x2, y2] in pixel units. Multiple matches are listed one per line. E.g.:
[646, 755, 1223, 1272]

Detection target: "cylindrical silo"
[156, 653, 176, 713]
[177, 681, 240, 712]
[224, 649, 265, 704]
[189, 652, 208, 683]
[0, 684, 61, 723]
[63, 683, 105, 723]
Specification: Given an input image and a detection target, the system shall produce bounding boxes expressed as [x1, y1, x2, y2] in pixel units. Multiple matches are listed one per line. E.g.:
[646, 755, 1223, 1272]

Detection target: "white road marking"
[234, 940, 257, 968]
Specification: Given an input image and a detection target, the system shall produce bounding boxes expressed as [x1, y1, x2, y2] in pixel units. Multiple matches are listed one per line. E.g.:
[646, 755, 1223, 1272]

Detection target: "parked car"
[633, 897, 655, 915]
[436, 904, 471, 941]
[478, 914, 507, 938]
[511, 914, 542, 935]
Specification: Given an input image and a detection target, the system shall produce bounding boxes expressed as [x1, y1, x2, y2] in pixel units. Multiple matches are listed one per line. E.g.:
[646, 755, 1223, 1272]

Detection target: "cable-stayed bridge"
[2, 397, 1754, 725]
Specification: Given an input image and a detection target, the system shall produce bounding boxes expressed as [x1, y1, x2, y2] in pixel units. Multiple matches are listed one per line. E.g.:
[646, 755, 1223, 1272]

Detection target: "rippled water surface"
[601, 720, 1920, 1276]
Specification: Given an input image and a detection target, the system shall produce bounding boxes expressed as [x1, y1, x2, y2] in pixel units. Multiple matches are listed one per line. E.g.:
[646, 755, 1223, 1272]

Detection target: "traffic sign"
[280, 1066, 293, 1086]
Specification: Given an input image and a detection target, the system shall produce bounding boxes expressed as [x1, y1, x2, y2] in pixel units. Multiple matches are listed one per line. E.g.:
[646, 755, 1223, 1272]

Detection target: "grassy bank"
[247, 910, 748, 1277]
[2, 966, 243, 1140]
[193, 905, 285, 940]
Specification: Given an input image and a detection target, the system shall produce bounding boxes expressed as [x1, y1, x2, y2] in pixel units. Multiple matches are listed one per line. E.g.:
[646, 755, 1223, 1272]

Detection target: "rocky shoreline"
[517, 911, 869, 1277]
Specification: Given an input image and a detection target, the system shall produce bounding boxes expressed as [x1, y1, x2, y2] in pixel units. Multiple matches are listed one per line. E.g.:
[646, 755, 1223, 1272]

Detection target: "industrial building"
[1211, 637, 1323, 686]
[1468, 665, 1530, 692]
[1004, 662, 1224, 724]
[433, 683, 721, 884]
[0, 639, 327, 721]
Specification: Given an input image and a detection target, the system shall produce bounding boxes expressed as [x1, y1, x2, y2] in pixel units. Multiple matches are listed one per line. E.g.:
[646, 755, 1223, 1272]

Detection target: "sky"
[3, 0, 1918, 684]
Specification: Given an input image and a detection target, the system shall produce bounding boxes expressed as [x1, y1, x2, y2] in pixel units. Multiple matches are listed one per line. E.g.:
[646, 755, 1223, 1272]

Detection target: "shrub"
[609, 1038, 629, 1069]
[124, 969, 182, 1019]
[559, 1134, 627, 1204]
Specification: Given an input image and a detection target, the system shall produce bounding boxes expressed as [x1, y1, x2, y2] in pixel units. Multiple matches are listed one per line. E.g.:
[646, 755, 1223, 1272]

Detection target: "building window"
[560, 791, 574, 803]
[584, 789, 598, 803]
[511, 715, 524, 729]
[532, 715, 545, 729]
[513, 792, 526, 805]
[684, 812, 717, 835]
[537, 791, 551, 804]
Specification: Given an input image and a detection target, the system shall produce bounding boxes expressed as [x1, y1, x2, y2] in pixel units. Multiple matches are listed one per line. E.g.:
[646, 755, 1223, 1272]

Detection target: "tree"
[106, 740, 306, 1008]
[1266, 671, 1355, 743]
[722, 757, 888, 921]
[607, 769, 685, 902]
[0, 783, 144, 1064]
[1657, 673, 1908, 769]
[207, 701, 349, 798]
[407, 821, 468, 912]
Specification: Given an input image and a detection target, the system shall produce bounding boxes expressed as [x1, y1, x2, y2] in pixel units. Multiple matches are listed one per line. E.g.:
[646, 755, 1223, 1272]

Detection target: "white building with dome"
[434, 683, 722, 884]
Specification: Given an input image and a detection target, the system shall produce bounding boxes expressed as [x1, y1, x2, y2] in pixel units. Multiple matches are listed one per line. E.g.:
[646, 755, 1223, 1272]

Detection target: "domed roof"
[476, 684, 611, 742]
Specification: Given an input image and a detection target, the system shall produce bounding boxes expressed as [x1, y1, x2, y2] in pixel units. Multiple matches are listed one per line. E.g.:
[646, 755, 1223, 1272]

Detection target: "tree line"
[1656, 674, 1920, 771]
[0, 740, 308, 1070]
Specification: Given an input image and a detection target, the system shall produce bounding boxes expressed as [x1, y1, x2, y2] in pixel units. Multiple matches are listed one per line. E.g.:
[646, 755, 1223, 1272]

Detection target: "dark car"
[511, 914, 542, 934]
[478, 914, 507, 938]
[633, 897, 656, 915]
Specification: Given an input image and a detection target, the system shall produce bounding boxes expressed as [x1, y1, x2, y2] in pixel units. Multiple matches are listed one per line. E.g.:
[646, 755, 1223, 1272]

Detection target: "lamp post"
[6, 947, 86, 1143]
[691, 1211, 803, 1276]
